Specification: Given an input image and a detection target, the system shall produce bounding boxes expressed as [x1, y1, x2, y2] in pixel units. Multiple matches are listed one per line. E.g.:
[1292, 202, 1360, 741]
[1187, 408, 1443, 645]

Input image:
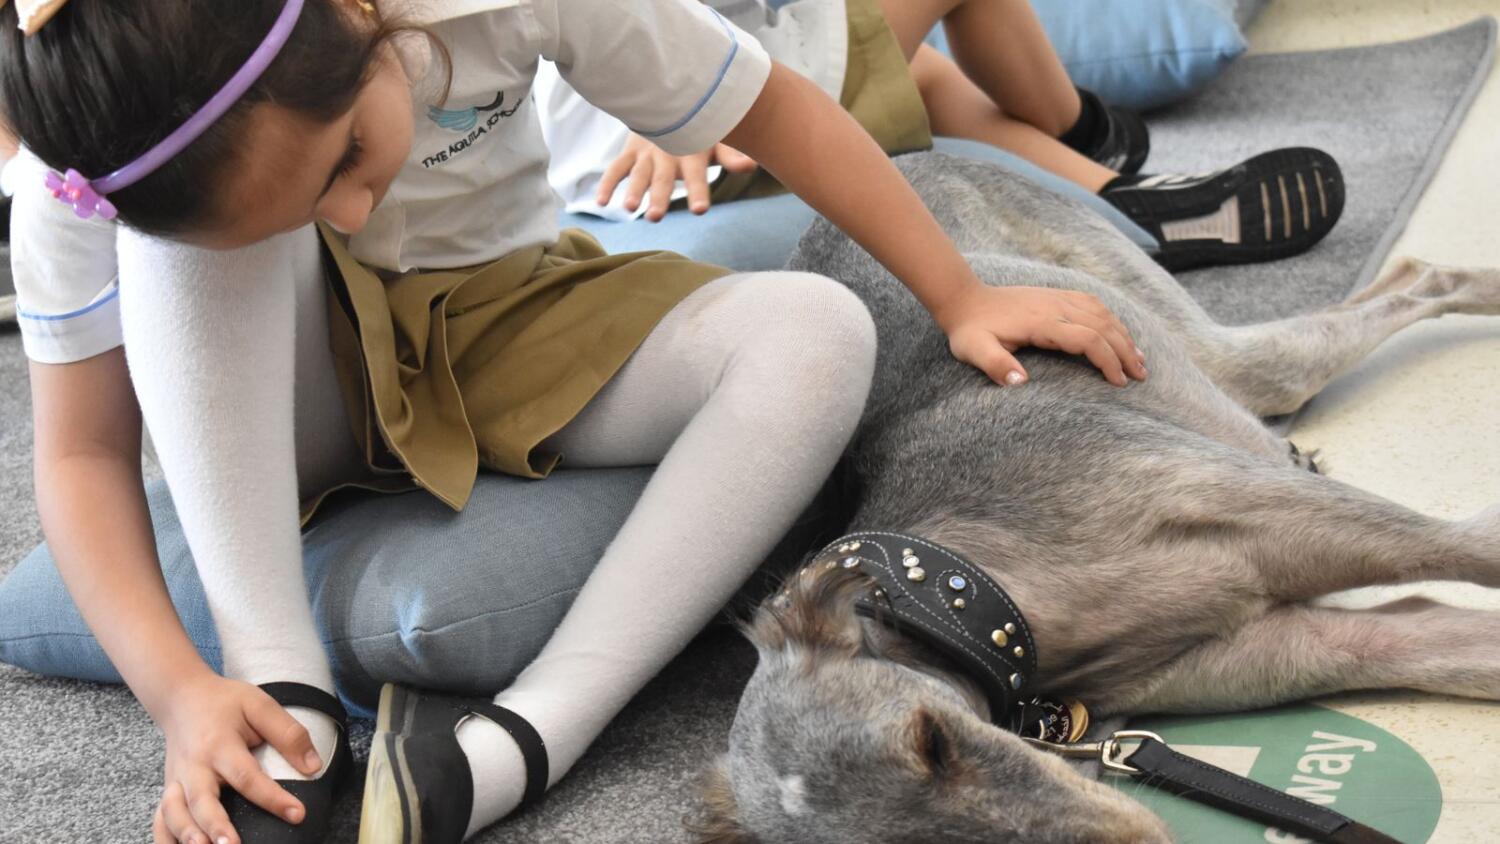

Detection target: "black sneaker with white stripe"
[1101, 147, 1344, 272]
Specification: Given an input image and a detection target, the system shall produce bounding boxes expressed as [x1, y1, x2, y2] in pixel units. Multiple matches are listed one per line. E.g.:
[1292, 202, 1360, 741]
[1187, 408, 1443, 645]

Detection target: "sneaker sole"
[360, 684, 423, 844]
[1109, 147, 1345, 272]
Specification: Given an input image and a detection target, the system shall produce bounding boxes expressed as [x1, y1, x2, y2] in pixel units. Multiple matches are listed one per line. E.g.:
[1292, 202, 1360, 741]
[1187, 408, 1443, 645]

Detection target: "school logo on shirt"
[422, 89, 528, 169]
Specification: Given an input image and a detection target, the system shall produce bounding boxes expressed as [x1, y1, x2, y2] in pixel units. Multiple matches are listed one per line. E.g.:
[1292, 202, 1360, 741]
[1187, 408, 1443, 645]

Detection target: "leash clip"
[1023, 729, 1163, 775]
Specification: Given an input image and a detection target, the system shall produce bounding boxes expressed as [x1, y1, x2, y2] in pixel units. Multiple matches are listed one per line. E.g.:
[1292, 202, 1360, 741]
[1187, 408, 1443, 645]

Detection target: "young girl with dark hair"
[2, 1, 1146, 842]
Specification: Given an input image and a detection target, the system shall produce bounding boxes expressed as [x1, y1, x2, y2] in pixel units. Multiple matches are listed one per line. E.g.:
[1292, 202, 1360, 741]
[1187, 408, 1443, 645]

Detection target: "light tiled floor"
[1248, 2, 1500, 840]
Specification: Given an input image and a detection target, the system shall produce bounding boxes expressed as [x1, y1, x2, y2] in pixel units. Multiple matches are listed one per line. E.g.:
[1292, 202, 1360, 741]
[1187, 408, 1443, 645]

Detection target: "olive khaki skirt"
[306, 227, 730, 522]
[712, 0, 934, 203]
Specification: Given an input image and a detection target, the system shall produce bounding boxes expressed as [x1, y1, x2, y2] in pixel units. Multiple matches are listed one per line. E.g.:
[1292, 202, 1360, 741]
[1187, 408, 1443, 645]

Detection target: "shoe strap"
[258, 682, 349, 727]
[464, 701, 550, 808]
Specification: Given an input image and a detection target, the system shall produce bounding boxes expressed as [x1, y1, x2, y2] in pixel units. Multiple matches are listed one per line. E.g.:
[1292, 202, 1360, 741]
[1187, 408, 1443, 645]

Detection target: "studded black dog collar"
[823, 531, 1040, 723]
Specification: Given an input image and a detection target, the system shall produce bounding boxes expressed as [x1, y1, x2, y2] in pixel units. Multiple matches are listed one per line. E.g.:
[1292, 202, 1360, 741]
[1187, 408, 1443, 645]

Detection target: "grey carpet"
[1, 20, 1493, 844]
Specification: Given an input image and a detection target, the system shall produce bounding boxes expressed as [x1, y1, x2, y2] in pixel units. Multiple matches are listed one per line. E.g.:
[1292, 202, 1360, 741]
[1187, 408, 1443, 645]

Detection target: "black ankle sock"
[1058, 88, 1107, 154]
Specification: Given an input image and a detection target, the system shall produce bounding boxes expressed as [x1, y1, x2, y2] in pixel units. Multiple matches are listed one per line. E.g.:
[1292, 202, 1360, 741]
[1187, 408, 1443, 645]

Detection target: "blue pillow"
[0, 472, 840, 718]
[928, 0, 1252, 111]
[568, 137, 1158, 268]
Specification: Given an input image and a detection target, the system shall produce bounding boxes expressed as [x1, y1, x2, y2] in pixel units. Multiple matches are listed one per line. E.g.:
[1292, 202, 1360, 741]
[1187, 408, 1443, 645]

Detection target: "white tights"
[115, 227, 877, 834]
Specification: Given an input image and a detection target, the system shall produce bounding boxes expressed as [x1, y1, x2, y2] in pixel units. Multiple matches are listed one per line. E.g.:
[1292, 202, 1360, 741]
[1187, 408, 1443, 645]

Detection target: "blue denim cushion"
[0, 470, 839, 717]
[0, 472, 653, 716]
[928, 0, 1254, 111]
[568, 137, 1159, 268]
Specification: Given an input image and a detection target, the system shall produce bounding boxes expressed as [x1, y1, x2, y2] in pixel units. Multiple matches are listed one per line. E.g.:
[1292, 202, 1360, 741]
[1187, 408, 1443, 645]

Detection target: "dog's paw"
[1414, 263, 1500, 315]
[1288, 441, 1325, 475]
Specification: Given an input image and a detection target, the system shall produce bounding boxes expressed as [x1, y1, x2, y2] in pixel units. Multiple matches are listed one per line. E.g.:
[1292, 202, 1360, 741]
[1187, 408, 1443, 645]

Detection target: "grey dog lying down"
[688, 153, 1500, 843]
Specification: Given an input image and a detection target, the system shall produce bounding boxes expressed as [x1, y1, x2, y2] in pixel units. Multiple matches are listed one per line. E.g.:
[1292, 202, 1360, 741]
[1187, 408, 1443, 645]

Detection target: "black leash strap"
[1124, 738, 1400, 844]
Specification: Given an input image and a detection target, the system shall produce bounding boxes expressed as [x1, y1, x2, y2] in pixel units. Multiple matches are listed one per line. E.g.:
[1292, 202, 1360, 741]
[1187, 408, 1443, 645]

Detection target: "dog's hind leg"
[1069, 452, 1500, 610]
[1186, 464, 1500, 598]
[1102, 598, 1500, 715]
[1190, 259, 1500, 416]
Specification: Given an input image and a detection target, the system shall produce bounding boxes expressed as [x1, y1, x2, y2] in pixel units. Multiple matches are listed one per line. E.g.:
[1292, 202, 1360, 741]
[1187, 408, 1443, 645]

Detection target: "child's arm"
[725, 63, 1147, 387]
[30, 351, 319, 841]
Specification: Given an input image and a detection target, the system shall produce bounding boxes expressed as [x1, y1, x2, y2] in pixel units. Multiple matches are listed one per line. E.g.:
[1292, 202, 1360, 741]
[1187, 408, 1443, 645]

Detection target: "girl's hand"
[934, 284, 1148, 387]
[151, 674, 322, 844]
[597, 134, 757, 221]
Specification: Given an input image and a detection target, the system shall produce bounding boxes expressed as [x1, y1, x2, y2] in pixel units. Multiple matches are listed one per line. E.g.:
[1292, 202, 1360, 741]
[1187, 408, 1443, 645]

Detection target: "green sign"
[1108, 704, 1441, 843]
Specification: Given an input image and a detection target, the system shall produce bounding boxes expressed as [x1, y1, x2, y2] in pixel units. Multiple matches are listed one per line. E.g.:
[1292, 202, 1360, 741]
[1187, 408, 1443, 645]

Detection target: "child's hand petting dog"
[151, 674, 322, 844]
[598, 133, 758, 221]
[934, 284, 1148, 388]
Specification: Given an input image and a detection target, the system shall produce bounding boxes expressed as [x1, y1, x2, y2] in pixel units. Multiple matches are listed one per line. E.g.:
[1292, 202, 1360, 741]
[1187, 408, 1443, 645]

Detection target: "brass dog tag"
[1015, 697, 1091, 744]
[1065, 698, 1090, 742]
[1018, 697, 1090, 744]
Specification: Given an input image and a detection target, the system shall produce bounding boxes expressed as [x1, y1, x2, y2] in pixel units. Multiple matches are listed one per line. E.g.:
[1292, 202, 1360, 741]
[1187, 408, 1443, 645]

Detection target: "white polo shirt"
[9, 0, 771, 364]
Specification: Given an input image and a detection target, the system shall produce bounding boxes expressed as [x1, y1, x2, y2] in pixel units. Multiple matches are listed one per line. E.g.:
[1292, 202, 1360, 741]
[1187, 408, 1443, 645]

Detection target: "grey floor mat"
[1, 20, 1495, 844]
[1152, 18, 1497, 325]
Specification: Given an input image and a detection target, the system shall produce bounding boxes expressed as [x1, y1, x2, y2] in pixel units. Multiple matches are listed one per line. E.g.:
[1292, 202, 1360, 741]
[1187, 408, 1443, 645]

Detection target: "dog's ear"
[908, 707, 959, 780]
[744, 564, 869, 658]
[685, 757, 760, 844]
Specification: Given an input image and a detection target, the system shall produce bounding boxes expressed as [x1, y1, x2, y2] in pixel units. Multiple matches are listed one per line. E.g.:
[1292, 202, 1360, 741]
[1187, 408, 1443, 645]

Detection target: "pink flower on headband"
[45, 168, 117, 221]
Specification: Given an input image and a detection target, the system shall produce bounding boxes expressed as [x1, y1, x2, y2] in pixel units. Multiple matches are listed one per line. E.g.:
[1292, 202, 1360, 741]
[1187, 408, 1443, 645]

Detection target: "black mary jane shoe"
[223, 682, 353, 843]
[358, 683, 549, 844]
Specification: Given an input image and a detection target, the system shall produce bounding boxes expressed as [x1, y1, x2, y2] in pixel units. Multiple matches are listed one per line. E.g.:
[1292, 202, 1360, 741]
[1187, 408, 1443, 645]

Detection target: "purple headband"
[46, 0, 307, 220]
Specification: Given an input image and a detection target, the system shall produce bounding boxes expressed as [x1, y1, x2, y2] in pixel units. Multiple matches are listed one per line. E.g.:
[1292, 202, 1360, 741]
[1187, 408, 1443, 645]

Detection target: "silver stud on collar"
[841, 556, 860, 569]
[947, 575, 967, 592]
[906, 567, 927, 582]
[991, 629, 1008, 647]
[1013, 645, 1025, 658]
[902, 555, 921, 568]
[902, 548, 914, 556]
[1010, 673, 1024, 690]
[1004, 622, 1018, 635]
[952, 598, 967, 610]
